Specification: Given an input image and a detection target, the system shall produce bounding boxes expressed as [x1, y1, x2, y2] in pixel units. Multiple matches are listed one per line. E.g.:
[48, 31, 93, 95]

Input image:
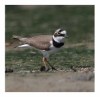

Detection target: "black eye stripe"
[54, 34, 65, 37]
[59, 29, 63, 32]
[58, 34, 65, 37]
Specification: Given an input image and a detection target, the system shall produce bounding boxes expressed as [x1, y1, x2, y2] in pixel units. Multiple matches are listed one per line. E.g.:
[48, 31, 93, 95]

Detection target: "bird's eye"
[59, 29, 63, 32]
[57, 32, 61, 35]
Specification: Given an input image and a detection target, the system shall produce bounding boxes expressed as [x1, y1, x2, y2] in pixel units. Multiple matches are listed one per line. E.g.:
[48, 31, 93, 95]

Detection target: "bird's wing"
[19, 35, 52, 50]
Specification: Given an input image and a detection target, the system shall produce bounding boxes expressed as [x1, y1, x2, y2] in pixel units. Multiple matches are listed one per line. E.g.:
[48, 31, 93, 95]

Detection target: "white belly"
[40, 48, 59, 58]
[40, 42, 61, 58]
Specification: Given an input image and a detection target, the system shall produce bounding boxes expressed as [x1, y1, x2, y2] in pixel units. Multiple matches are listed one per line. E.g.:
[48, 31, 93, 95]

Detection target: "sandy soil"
[5, 71, 94, 92]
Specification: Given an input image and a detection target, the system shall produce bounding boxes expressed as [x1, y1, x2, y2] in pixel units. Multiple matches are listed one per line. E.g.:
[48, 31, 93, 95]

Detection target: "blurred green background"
[6, 5, 94, 43]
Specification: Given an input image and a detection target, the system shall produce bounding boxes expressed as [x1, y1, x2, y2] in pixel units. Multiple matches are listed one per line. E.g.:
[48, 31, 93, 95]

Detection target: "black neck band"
[52, 38, 64, 48]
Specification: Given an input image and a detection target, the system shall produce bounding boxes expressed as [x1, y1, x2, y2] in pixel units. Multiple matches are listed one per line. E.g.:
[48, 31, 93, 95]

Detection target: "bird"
[12, 28, 67, 71]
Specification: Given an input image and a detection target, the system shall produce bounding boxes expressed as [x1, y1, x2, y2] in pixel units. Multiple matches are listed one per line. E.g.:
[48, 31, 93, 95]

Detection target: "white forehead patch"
[61, 30, 67, 35]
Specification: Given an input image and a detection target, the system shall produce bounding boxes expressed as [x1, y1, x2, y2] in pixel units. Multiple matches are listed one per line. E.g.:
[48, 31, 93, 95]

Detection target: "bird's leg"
[45, 58, 57, 71]
[40, 57, 50, 71]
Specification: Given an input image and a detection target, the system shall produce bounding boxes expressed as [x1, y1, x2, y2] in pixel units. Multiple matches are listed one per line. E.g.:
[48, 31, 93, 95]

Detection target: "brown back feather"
[19, 35, 52, 50]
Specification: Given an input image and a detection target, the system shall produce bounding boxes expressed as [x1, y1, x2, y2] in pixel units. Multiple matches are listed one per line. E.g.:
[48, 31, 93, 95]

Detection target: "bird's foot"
[40, 66, 50, 72]
[40, 66, 57, 72]
[40, 66, 45, 72]
[51, 67, 57, 71]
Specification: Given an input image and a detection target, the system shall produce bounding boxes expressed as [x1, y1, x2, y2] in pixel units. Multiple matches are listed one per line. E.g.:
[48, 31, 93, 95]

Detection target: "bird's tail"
[12, 35, 27, 42]
[12, 35, 29, 48]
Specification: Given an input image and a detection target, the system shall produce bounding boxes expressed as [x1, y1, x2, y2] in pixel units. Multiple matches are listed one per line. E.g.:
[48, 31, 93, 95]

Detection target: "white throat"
[53, 35, 64, 43]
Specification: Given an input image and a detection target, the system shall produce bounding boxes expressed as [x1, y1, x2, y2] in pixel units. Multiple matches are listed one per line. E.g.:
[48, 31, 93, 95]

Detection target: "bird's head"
[53, 28, 68, 43]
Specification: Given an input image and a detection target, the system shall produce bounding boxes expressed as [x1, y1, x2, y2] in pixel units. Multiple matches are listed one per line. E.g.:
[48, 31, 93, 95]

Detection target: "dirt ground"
[5, 71, 94, 92]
